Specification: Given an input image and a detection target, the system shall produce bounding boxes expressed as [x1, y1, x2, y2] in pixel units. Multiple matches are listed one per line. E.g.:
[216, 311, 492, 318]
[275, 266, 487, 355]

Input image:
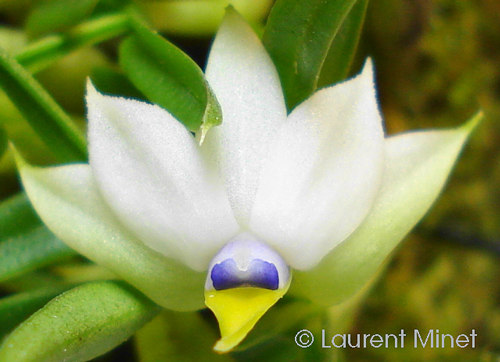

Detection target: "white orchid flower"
[17, 10, 478, 353]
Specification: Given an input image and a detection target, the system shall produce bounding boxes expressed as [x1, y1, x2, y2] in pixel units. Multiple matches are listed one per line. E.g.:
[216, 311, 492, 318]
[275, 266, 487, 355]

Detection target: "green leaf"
[0, 192, 41, 238]
[293, 112, 483, 306]
[0, 270, 67, 293]
[0, 225, 75, 282]
[0, 47, 87, 162]
[0, 286, 69, 340]
[263, 0, 359, 110]
[90, 66, 146, 100]
[317, 0, 369, 87]
[25, 0, 99, 38]
[0, 192, 75, 282]
[0, 281, 161, 362]
[119, 19, 222, 140]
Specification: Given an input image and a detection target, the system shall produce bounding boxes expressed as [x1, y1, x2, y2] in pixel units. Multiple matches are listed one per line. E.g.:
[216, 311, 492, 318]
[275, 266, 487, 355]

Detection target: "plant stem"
[16, 13, 132, 73]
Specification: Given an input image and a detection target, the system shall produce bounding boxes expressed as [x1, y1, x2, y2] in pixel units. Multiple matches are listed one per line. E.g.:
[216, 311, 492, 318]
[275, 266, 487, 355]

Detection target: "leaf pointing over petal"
[0, 48, 86, 162]
[119, 17, 222, 139]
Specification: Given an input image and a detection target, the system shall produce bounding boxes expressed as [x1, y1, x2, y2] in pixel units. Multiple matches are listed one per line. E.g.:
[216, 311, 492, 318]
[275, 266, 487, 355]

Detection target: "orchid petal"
[293, 113, 481, 306]
[250, 60, 385, 270]
[201, 9, 287, 226]
[17, 159, 206, 311]
[87, 84, 239, 271]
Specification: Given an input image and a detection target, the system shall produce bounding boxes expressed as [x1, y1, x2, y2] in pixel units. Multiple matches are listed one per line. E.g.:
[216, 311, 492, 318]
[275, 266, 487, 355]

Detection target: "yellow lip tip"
[206, 285, 290, 353]
[212, 330, 247, 353]
[212, 318, 256, 353]
[213, 340, 232, 353]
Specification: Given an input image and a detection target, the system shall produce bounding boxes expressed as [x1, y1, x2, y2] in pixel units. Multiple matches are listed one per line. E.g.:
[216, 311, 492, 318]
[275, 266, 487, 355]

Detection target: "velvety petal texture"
[292, 114, 480, 305]
[87, 84, 239, 271]
[201, 9, 287, 227]
[17, 159, 206, 311]
[250, 60, 385, 270]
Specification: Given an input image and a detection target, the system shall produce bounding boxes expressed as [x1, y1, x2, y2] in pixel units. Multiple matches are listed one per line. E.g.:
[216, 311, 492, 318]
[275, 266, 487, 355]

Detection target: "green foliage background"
[355, 0, 500, 360]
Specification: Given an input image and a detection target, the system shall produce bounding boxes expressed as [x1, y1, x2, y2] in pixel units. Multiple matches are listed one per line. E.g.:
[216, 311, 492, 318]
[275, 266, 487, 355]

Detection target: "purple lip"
[211, 258, 279, 290]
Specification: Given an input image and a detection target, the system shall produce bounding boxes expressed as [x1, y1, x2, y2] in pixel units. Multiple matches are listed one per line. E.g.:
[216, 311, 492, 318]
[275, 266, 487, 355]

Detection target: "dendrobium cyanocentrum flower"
[17, 10, 479, 353]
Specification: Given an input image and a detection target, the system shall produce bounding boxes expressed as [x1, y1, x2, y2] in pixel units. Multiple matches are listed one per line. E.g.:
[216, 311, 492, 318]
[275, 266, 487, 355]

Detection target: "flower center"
[204, 233, 292, 353]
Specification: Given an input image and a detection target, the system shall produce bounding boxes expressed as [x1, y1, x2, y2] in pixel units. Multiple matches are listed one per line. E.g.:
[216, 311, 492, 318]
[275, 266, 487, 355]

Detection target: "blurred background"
[0, 0, 499, 361]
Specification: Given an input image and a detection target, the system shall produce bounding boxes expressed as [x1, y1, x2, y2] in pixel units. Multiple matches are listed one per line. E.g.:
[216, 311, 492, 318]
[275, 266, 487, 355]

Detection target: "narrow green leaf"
[0, 125, 6, 159]
[0, 270, 68, 293]
[0, 225, 75, 282]
[263, 0, 358, 110]
[0, 192, 40, 238]
[25, 0, 99, 38]
[119, 19, 222, 137]
[0, 47, 87, 162]
[0, 286, 69, 340]
[0, 281, 161, 362]
[318, 0, 369, 87]
[17, 13, 131, 74]
[0, 192, 75, 282]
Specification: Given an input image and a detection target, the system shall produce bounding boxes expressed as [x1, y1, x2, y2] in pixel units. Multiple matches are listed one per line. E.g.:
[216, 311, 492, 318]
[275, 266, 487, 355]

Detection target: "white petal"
[87, 84, 239, 272]
[250, 60, 385, 270]
[293, 115, 480, 306]
[200, 9, 287, 226]
[18, 161, 206, 311]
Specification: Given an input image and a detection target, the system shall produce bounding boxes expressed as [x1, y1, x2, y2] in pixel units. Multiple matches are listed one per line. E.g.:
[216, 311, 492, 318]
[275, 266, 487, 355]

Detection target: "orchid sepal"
[291, 112, 482, 306]
[14, 147, 206, 311]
